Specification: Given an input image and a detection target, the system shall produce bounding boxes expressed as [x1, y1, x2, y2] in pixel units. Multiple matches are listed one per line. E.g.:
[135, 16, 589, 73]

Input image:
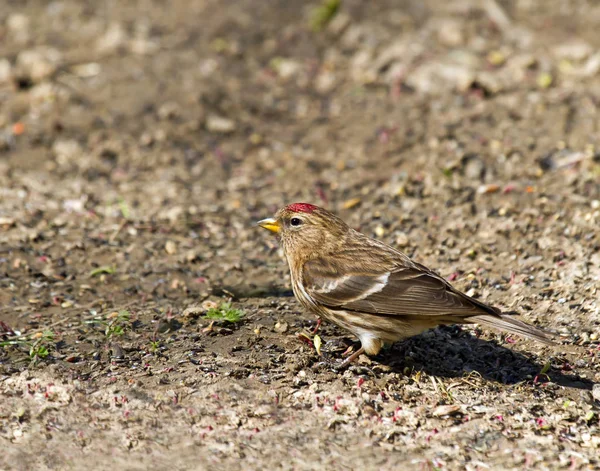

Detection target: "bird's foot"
[337, 346, 365, 369]
[316, 346, 366, 372]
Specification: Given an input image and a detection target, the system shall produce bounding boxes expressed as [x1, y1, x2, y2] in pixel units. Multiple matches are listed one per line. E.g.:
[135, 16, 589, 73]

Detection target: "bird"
[257, 202, 554, 367]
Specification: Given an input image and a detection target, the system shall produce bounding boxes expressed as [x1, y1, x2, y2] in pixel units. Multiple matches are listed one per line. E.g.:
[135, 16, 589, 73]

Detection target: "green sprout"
[205, 302, 245, 323]
[309, 0, 340, 31]
[86, 310, 131, 337]
[105, 310, 130, 337]
[534, 361, 552, 384]
[441, 167, 454, 178]
[89, 266, 116, 277]
[1, 330, 55, 363]
[117, 197, 131, 219]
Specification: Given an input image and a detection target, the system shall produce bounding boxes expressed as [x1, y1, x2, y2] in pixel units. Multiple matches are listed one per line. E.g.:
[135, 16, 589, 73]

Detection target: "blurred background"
[1, 1, 599, 468]
[1, 0, 598, 317]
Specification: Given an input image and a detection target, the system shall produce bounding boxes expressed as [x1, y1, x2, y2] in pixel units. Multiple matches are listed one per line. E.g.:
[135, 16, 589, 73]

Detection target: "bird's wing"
[302, 249, 554, 345]
[302, 256, 497, 318]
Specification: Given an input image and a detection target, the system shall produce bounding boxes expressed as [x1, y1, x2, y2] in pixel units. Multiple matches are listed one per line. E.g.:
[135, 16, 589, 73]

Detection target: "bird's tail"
[469, 314, 555, 345]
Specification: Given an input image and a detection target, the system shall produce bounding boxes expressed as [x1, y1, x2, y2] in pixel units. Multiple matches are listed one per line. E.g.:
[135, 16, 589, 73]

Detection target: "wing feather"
[303, 256, 496, 318]
[301, 241, 553, 344]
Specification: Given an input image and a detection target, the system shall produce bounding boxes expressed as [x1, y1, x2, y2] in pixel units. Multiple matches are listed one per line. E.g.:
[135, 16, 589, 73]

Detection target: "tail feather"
[470, 314, 555, 345]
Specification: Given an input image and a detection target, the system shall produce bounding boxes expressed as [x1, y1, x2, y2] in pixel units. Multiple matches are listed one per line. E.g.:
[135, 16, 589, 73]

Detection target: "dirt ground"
[1, 0, 600, 469]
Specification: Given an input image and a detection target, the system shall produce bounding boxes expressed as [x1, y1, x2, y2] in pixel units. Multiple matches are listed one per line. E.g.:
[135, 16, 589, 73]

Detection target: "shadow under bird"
[258, 203, 554, 367]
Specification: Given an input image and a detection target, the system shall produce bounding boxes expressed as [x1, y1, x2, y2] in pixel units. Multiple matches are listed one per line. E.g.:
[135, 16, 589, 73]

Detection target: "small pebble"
[395, 232, 409, 247]
[593, 385, 600, 402]
[206, 115, 236, 133]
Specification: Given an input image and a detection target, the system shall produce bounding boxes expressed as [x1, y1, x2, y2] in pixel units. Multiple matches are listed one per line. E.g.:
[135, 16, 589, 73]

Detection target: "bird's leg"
[311, 318, 322, 335]
[337, 346, 365, 370]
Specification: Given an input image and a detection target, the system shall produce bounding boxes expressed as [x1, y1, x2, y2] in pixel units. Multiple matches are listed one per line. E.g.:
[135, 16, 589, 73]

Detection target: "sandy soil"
[1, 0, 599, 469]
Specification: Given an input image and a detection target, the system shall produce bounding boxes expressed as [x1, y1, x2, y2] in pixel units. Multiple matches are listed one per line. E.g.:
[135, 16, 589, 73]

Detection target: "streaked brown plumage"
[258, 203, 553, 365]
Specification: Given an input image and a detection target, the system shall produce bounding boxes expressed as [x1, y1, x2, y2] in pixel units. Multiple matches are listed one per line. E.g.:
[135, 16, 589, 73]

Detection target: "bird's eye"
[290, 217, 302, 227]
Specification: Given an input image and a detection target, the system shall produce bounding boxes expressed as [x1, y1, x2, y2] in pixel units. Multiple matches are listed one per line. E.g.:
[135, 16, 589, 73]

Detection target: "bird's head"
[257, 203, 348, 259]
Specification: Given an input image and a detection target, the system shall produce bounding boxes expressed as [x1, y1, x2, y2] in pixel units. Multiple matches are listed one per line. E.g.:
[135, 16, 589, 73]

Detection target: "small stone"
[350, 50, 376, 84]
[436, 20, 464, 47]
[327, 12, 351, 36]
[432, 404, 462, 417]
[52, 139, 82, 166]
[274, 322, 289, 334]
[406, 56, 477, 94]
[63, 197, 86, 213]
[536, 237, 554, 250]
[464, 157, 485, 181]
[7, 13, 30, 43]
[130, 38, 158, 55]
[139, 132, 154, 147]
[110, 343, 125, 359]
[96, 23, 127, 53]
[395, 232, 409, 247]
[593, 384, 600, 402]
[271, 58, 301, 80]
[182, 305, 203, 318]
[0, 59, 12, 84]
[477, 184, 500, 194]
[156, 319, 173, 333]
[165, 240, 177, 255]
[158, 102, 181, 120]
[553, 40, 593, 61]
[314, 70, 336, 94]
[206, 114, 236, 133]
[16, 47, 62, 82]
[70, 63, 101, 78]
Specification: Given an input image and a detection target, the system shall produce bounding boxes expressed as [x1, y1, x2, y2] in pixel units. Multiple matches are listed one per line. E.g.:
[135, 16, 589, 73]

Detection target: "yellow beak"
[257, 217, 281, 234]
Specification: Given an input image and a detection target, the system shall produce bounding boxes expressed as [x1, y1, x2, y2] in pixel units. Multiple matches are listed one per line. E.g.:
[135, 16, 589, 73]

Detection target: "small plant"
[438, 380, 455, 403]
[86, 310, 131, 337]
[105, 310, 131, 337]
[0, 330, 54, 363]
[534, 361, 551, 384]
[149, 340, 160, 353]
[29, 331, 54, 360]
[309, 0, 340, 31]
[117, 197, 131, 219]
[297, 331, 323, 356]
[441, 167, 454, 178]
[205, 302, 245, 323]
[89, 266, 116, 277]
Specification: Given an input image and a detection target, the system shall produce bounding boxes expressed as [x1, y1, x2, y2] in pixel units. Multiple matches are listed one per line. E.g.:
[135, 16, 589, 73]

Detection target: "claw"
[340, 346, 365, 367]
[322, 347, 366, 372]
